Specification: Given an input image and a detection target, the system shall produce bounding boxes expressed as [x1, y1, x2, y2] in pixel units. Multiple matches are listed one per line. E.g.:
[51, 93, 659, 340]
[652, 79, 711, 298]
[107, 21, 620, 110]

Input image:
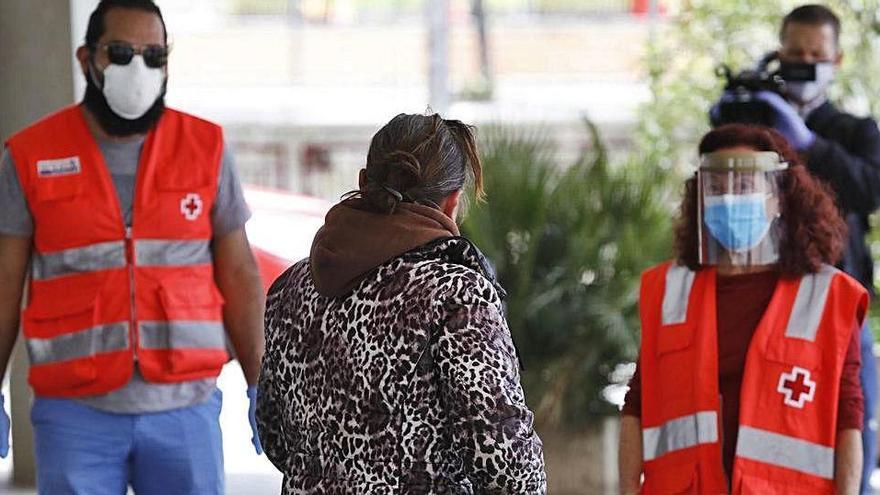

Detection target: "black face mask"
[82, 61, 166, 137]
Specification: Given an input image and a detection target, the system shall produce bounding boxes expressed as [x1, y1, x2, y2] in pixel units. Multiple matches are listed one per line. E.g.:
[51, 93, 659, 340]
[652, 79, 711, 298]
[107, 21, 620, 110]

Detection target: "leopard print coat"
[258, 237, 546, 494]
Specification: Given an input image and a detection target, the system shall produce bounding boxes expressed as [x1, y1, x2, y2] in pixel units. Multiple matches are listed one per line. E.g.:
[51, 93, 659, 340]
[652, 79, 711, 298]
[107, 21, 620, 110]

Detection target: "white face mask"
[786, 62, 835, 105]
[96, 55, 165, 120]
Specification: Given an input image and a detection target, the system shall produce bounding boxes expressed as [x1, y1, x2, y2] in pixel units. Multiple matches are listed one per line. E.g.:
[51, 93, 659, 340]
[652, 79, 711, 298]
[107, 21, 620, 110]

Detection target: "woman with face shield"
[618, 124, 867, 494]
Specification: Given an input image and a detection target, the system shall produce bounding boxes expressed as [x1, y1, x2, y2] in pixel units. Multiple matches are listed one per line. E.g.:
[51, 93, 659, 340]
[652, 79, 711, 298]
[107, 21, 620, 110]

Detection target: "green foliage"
[826, 1, 880, 116]
[638, 0, 880, 331]
[460, 0, 880, 429]
[228, 0, 291, 16]
[463, 0, 880, 426]
[637, 0, 880, 169]
[462, 122, 673, 427]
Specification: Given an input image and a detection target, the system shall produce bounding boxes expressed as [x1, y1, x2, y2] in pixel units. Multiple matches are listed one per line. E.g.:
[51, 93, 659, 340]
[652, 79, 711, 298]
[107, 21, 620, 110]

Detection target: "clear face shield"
[697, 151, 787, 268]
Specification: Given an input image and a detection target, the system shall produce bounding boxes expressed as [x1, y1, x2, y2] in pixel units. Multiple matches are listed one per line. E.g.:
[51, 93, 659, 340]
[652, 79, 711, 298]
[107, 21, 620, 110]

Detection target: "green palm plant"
[463, 120, 675, 428]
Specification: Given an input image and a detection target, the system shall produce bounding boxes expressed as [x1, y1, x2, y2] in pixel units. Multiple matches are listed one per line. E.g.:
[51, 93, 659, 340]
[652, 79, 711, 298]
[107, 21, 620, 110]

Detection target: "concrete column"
[0, 1, 76, 141]
[427, 0, 450, 114]
[0, 0, 76, 486]
[70, 0, 101, 100]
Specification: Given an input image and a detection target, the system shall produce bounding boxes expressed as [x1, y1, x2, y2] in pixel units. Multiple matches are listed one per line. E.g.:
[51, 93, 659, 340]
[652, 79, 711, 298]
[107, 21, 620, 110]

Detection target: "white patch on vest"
[180, 193, 203, 221]
[36, 157, 81, 177]
[777, 366, 816, 409]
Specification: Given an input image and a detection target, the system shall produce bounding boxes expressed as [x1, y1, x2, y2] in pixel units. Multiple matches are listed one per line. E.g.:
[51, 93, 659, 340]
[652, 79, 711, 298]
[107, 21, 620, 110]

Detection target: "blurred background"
[3, 0, 880, 493]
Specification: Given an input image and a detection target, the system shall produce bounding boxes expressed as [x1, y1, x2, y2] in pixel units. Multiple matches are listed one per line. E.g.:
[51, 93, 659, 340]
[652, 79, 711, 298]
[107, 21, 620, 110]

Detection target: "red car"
[243, 187, 332, 292]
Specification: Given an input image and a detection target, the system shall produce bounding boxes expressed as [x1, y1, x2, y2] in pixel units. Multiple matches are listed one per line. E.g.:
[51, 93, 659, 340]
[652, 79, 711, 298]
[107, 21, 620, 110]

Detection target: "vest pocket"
[23, 289, 98, 338]
[642, 465, 697, 494]
[30, 175, 91, 241]
[156, 279, 228, 376]
[738, 473, 815, 494]
[22, 292, 100, 390]
[158, 277, 225, 321]
[763, 338, 822, 371]
[155, 162, 212, 191]
[656, 322, 695, 355]
[32, 173, 84, 202]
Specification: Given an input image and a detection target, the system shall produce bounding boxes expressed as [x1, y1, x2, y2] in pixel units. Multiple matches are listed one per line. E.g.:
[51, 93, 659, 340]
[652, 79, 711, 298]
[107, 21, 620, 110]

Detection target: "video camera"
[711, 52, 817, 127]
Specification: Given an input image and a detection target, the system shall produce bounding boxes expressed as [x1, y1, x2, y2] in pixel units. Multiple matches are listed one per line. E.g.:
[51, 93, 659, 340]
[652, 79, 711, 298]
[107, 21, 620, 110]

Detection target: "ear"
[358, 169, 367, 189]
[834, 50, 843, 68]
[439, 190, 462, 220]
[75, 45, 91, 75]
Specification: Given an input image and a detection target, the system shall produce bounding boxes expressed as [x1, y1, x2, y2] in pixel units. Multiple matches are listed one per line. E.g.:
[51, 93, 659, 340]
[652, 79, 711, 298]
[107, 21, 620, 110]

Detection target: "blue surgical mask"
[703, 193, 772, 252]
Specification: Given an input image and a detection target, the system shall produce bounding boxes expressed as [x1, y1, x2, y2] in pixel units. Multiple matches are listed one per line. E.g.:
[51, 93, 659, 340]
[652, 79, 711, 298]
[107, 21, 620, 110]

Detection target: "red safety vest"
[6, 105, 229, 397]
[638, 262, 867, 494]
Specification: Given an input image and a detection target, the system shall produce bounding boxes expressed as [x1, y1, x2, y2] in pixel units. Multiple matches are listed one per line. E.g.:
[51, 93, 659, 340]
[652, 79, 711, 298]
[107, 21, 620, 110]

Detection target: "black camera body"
[711, 53, 816, 128]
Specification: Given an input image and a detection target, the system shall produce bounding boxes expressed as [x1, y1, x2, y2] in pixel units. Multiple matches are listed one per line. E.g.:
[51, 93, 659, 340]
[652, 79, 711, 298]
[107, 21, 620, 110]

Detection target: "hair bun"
[383, 151, 421, 188]
[358, 113, 483, 214]
[360, 151, 423, 214]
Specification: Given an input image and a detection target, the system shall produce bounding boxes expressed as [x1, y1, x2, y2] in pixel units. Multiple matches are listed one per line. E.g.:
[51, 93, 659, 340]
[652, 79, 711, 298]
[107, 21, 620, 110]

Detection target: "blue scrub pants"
[861, 321, 879, 495]
[31, 389, 224, 495]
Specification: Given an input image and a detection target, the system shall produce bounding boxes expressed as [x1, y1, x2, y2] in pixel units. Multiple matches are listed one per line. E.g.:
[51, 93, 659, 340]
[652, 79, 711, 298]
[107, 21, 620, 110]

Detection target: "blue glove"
[753, 91, 816, 151]
[0, 394, 9, 458]
[246, 386, 263, 455]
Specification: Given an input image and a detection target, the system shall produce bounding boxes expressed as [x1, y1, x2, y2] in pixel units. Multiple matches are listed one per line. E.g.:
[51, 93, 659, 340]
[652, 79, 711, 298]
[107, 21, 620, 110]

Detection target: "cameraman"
[716, 5, 880, 492]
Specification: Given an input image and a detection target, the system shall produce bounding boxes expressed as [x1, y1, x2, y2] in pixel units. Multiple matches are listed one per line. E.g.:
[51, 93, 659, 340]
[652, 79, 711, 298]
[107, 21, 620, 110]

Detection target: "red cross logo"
[180, 193, 203, 221]
[777, 366, 816, 409]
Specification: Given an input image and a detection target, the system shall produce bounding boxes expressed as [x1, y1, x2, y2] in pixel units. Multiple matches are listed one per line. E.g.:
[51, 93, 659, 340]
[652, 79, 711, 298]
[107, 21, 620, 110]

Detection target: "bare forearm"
[0, 300, 21, 381]
[212, 229, 265, 386]
[0, 324, 18, 383]
[0, 235, 30, 382]
[835, 428, 862, 494]
[218, 264, 264, 385]
[619, 415, 643, 495]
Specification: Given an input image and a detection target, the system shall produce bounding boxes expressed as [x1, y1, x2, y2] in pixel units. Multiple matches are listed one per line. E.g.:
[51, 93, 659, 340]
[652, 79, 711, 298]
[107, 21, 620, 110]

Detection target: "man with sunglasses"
[0, 1, 265, 493]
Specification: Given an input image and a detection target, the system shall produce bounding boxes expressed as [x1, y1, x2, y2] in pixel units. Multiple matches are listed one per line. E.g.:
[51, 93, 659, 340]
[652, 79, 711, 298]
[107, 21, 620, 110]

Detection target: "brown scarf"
[309, 199, 459, 297]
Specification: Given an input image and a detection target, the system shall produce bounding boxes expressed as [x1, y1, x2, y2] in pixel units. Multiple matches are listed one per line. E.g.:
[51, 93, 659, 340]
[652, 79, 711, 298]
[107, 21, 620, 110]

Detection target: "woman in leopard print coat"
[257, 114, 546, 494]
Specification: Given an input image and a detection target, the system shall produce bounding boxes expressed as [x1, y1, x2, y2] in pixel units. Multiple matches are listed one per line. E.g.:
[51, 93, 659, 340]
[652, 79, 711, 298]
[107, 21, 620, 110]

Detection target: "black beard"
[82, 66, 166, 137]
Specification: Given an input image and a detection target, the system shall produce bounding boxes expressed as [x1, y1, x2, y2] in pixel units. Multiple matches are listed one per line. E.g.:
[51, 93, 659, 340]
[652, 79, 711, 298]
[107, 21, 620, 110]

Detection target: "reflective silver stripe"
[26, 323, 130, 365]
[32, 241, 126, 280]
[661, 265, 696, 325]
[139, 321, 226, 350]
[785, 265, 837, 342]
[736, 426, 834, 480]
[134, 240, 211, 267]
[642, 411, 718, 461]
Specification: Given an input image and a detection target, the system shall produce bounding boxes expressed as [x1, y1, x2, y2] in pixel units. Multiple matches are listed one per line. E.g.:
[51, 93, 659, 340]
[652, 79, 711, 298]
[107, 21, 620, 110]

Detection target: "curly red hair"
[674, 124, 846, 276]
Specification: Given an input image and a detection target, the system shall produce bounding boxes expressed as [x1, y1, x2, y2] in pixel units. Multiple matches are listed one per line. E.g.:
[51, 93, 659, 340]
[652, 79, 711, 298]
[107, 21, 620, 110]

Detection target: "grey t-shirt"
[0, 136, 251, 413]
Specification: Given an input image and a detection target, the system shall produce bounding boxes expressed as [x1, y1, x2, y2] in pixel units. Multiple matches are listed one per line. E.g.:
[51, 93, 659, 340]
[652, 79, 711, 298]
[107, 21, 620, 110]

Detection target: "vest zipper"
[125, 226, 138, 361]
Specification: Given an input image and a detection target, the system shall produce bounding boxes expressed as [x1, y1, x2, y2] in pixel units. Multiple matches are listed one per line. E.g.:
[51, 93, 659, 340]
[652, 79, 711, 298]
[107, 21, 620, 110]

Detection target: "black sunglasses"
[92, 42, 169, 69]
